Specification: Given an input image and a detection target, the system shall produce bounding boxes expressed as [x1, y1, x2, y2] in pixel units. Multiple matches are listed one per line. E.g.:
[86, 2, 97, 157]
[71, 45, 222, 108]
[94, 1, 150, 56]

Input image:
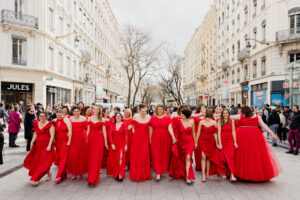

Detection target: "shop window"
[289, 52, 300, 63]
[12, 35, 27, 66]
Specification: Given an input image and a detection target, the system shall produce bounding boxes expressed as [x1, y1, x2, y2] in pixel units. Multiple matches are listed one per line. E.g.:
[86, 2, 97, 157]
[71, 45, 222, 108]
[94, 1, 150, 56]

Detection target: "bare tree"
[120, 25, 160, 107]
[140, 79, 156, 105]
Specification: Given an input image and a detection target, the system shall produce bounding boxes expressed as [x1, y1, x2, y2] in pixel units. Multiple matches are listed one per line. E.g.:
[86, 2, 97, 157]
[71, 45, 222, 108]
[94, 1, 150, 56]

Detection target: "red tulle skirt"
[234, 127, 282, 181]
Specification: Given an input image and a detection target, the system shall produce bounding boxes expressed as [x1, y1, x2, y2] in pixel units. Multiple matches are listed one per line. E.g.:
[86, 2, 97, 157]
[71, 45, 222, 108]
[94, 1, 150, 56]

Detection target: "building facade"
[0, 0, 127, 109]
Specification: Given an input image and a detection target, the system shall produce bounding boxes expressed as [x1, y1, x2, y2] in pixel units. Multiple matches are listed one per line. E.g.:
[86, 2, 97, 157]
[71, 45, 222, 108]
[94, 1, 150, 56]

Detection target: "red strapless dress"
[24, 120, 55, 181]
[220, 121, 235, 175]
[199, 125, 225, 176]
[234, 116, 282, 181]
[123, 118, 132, 167]
[169, 120, 195, 180]
[102, 120, 111, 168]
[130, 120, 151, 181]
[192, 116, 202, 171]
[67, 121, 88, 175]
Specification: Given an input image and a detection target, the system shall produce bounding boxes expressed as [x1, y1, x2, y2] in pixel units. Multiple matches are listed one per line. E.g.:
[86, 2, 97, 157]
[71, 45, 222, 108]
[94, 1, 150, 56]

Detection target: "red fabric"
[169, 119, 195, 180]
[107, 123, 127, 179]
[199, 125, 225, 176]
[192, 117, 203, 171]
[87, 121, 105, 184]
[102, 120, 111, 168]
[123, 118, 132, 166]
[150, 115, 172, 175]
[220, 121, 235, 175]
[129, 120, 151, 181]
[24, 120, 54, 181]
[235, 120, 240, 132]
[8, 111, 21, 133]
[234, 116, 282, 181]
[67, 121, 88, 175]
[54, 118, 69, 179]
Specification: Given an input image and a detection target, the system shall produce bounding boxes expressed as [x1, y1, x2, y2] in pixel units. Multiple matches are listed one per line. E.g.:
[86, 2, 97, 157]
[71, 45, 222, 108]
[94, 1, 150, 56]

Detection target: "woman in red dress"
[67, 107, 88, 180]
[170, 108, 196, 184]
[123, 109, 133, 170]
[87, 105, 108, 187]
[217, 109, 237, 182]
[107, 113, 128, 181]
[231, 106, 282, 182]
[150, 105, 176, 181]
[53, 109, 72, 183]
[24, 112, 55, 186]
[197, 109, 225, 182]
[102, 108, 111, 169]
[62, 106, 70, 118]
[130, 105, 152, 181]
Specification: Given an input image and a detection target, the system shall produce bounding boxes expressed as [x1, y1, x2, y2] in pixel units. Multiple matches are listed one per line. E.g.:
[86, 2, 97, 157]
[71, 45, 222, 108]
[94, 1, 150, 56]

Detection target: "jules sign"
[1, 82, 33, 92]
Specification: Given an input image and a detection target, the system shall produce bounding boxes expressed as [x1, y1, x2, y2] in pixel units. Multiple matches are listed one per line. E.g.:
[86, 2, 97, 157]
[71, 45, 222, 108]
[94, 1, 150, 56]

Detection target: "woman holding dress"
[67, 107, 88, 180]
[87, 105, 108, 187]
[123, 109, 133, 170]
[24, 112, 55, 186]
[217, 109, 237, 181]
[150, 105, 176, 181]
[231, 106, 282, 181]
[130, 105, 152, 181]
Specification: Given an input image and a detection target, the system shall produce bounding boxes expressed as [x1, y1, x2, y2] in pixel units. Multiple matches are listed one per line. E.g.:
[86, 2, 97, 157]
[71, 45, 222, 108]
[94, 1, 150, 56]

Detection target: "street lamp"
[246, 38, 271, 45]
[56, 31, 80, 42]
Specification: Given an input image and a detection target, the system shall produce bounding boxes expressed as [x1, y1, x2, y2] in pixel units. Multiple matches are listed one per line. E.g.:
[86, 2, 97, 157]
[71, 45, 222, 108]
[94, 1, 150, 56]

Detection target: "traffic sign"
[244, 86, 250, 91]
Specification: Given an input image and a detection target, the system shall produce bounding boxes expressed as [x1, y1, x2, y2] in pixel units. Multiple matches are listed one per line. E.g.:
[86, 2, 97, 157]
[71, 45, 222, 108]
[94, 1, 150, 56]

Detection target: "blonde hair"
[154, 105, 165, 116]
[125, 108, 132, 118]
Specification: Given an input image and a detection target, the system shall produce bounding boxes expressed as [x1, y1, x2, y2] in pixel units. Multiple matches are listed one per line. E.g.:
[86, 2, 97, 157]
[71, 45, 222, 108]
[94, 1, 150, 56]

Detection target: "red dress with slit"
[24, 120, 54, 182]
[220, 121, 235, 175]
[67, 121, 88, 175]
[102, 120, 111, 168]
[193, 116, 203, 171]
[130, 120, 151, 181]
[87, 121, 105, 184]
[169, 120, 195, 180]
[123, 118, 132, 167]
[107, 123, 127, 179]
[150, 115, 172, 175]
[54, 118, 69, 179]
[234, 115, 282, 181]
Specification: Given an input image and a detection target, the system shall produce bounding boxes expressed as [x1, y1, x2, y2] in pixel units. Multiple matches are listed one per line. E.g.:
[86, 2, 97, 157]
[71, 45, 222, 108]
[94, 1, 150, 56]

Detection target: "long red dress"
[102, 120, 111, 168]
[54, 118, 69, 180]
[169, 120, 195, 180]
[123, 118, 132, 167]
[24, 120, 54, 182]
[130, 120, 151, 181]
[220, 121, 235, 175]
[107, 123, 127, 179]
[193, 116, 202, 171]
[234, 115, 282, 181]
[199, 125, 225, 176]
[150, 115, 172, 175]
[67, 121, 88, 175]
[87, 121, 105, 184]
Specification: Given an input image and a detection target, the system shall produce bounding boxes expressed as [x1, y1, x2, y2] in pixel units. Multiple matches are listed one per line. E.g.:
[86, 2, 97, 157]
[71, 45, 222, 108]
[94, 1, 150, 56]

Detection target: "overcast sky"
[109, 0, 213, 55]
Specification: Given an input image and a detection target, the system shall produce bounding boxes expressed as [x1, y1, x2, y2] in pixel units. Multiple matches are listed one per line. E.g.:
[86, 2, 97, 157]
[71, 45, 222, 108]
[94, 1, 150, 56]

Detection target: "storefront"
[1, 82, 33, 105]
[271, 80, 286, 106]
[284, 62, 300, 107]
[240, 81, 249, 106]
[251, 82, 268, 110]
[46, 86, 71, 109]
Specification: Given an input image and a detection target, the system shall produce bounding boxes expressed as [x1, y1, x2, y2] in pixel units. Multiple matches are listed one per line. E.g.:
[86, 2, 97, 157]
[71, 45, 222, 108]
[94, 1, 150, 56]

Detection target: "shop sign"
[234, 90, 241, 94]
[244, 86, 250, 91]
[46, 77, 53, 81]
[257, 91, 264, 99]
[47, 87, 57, 93]
[1, 82, 32, 92]
[199, 96, 203, 100]
[283, 82, 299, 88]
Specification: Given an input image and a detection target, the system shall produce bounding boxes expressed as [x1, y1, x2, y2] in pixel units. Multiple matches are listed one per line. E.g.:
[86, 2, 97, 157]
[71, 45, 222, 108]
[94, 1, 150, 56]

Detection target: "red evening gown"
[130, 120, 151, 181]
[24, 120, 55, 182]
[220, 121, 235, 175]
[193, 116, 202, 171]
[67, 121, 88, 175]
[150, 115, 172, 175]
[123, 118, 132, 167]
[199, 125, 225, 176]
[169, 120, 195, 180]
[107, 123, 127, 179]
[54, 118, 69, 180]
[102, 120, 111, 168]
[87, 121, 105, 184]
[234, 115, 282, 181]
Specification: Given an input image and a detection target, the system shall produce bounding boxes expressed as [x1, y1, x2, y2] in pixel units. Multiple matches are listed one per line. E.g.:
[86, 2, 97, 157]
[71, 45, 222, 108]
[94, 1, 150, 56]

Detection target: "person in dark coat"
[268, 109, 280, 147]
[24, 107, 36, 151]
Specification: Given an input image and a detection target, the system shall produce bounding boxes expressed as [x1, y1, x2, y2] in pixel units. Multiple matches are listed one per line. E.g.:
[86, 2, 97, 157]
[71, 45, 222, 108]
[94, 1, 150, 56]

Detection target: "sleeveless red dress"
[193, 116, 202, 171]
[123, 118, 132, 167]
[234, 116, 282, 181]
[67, 121, 88, 175]
[169, 120, 195, 180]
[199, 124, 225, 176]
[24, 120, 54, 181]
[54, 118, 69, 179]
[107, 123, 128, 179]
[102, 119, 111, 168]
[220, 121, 235, 175]
[130, 120, 151, 181]
[87, 121, 105, 184]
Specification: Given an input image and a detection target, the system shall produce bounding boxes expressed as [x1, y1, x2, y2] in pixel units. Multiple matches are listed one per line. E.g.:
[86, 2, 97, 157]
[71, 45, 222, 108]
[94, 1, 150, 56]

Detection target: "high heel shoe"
[55, 178, 62, 184]
[46, 173, 52, 181]
[186, 178, 192, 185]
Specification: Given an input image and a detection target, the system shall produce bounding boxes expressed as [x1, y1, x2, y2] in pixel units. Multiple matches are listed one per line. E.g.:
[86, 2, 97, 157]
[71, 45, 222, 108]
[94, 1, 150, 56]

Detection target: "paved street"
[0, 136, 300, 200]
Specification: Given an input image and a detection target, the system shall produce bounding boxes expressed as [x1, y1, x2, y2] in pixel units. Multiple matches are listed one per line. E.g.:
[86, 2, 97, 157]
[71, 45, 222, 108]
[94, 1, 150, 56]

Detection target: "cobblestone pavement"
[0, 130, 300, 200]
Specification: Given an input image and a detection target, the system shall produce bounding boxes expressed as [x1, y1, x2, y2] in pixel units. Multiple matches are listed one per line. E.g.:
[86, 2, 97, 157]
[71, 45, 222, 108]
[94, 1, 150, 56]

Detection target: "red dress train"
[102, 120, 111, 168]
[220, 121, 235, 175]
[123, 118, 132, 167]
[193, 116, 202, 171]
[234, 116, 282, 181]
[24, 120, 55, 182]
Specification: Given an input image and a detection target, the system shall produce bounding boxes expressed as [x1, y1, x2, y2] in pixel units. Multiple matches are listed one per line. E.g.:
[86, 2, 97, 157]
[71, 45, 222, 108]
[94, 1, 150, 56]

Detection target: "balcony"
[12, 58, 27, 66]
[276, 28, 300, 43]
[237, 48, 250, 62]
[221, 60, 230, 70]
[82, 50, 92, 62]
[1, 9, 38, 29]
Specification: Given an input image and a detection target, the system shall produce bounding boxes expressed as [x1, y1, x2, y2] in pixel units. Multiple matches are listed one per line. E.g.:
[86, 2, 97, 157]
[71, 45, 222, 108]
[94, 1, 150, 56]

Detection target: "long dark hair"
[114, 113, 123, 124]
[220, 109, 231, 127]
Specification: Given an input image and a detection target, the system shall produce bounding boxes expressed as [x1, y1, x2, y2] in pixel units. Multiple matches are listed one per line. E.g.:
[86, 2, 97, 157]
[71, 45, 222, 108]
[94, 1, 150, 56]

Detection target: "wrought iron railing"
[276, 28, 300, 42]
[237, 48, 250, 61]
[1, 9, 38, 29]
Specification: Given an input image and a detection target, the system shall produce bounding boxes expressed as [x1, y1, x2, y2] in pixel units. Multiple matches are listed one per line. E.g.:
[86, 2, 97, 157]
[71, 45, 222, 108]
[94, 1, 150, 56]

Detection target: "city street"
[0, 134, 300, 200]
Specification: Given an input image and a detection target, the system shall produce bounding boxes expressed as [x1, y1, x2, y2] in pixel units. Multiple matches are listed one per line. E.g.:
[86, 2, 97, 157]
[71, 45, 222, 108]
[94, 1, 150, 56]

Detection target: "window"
[67, 56, 71, 76]
[253, 27, 257, 48]
[59, 17, 63, 36]
[237, 68, 240, 82]
[253, 0, 257, 18]
[253, 60, 257, 78]
[261, 20, 266, 41]
[12, 35, 27, 65]
[14, 0, 23, 19]
[58, 52, 63, 73]
[232, 70, 235, 84]
[289, 52, 300, 63]
[289, 12, 300, 34]
[244, 65, 248, 80]
[237, 40, 240, 53]
[244, 5, 248, 25]
[48, 46, 54, 70]
[48, 8, 55, 32]
[232, 45, 235, 61]
[261, 56, 266, 76]
[73, 1, 77, 18]
[67, 24, 71, 43]
[261, 0, 266, 10]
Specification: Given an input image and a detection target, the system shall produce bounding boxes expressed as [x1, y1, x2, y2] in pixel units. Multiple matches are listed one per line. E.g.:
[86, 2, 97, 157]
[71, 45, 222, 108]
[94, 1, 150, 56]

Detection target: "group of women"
[24, 103, 282, 187]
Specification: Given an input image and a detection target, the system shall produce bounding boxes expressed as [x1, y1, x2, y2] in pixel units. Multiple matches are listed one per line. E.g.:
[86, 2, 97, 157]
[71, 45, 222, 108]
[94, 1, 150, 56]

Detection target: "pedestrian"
[23, 112, 55, 186]
[0, 102, 7, 129]
[165, 107, 171, 117]
[110, 107, 120, 123]
[62, 106, 70, 118]
[268, 109, 280, 147]
[278, 108, 287, 143]
[8, 104, 21, 147]
[286, 105, 300, 155]
[0, 124, 4, 165]
[24, 107, 35, 151]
